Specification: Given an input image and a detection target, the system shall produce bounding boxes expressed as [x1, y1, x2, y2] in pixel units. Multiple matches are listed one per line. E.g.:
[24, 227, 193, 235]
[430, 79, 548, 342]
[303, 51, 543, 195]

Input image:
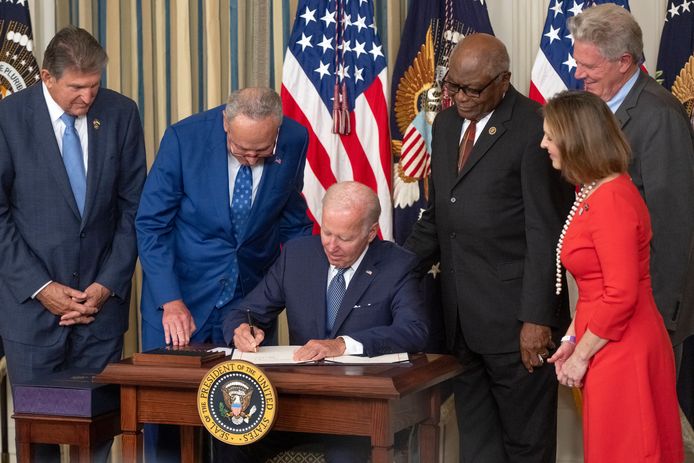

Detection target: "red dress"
[561, 174, 683, 463]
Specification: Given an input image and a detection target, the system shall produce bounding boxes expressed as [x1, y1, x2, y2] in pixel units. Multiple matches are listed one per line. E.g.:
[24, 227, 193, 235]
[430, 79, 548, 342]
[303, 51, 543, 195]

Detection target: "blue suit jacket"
[0, 83, 146, 345]
[223, 236, 429, 356]
[136, 107, 312, 333]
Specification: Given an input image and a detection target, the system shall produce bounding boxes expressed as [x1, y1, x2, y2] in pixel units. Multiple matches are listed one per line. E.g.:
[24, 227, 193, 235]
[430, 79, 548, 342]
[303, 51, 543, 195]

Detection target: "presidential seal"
[197, 360, 277, 445]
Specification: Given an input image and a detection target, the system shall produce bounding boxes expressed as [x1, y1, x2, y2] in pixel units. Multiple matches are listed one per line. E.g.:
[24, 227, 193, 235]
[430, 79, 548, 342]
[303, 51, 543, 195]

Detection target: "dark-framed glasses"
[442, 71, 507, 98]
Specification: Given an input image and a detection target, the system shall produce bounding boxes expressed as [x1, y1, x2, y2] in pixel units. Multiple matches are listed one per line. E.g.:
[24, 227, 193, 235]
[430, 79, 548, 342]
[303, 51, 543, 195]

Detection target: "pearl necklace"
[555, 181, 597, 295]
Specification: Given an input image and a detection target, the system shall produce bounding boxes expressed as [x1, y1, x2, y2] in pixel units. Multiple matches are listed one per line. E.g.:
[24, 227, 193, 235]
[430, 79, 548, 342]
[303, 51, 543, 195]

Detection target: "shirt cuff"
[32, 280, 53, 299]
[340, 335, 363, 355]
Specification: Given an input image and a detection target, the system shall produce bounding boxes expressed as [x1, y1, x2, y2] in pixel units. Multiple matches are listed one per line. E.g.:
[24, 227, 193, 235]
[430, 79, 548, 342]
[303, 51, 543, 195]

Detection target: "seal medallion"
[197, 360, 277, 445]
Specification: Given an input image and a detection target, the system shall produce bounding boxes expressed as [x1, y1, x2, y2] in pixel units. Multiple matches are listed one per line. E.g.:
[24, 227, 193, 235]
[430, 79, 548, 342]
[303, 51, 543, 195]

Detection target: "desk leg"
[370, 400, 394, 463]
[15, 420, 31, 463]
[16, 442, 31, 463]
[179, 426, 198, 463]
[69, 444, 91, 463]
[419, 386, 442, 463]
[120, 386, 143, 463]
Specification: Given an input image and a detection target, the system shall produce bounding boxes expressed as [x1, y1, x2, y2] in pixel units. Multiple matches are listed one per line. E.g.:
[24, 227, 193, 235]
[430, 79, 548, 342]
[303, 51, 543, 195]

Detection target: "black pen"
[246, 309, 257, 352]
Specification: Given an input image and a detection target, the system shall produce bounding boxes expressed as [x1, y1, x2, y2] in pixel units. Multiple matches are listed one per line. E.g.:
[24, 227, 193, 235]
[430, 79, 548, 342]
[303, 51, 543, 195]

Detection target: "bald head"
[320, 182, 380, 268]
[445, 33, 511, 121]
[450, 33, 510, 79]
[322, 181, 380, 229]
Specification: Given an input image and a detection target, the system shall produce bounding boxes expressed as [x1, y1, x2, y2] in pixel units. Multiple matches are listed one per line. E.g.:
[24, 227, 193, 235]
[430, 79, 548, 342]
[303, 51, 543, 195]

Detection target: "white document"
[325, 352, 409, 364]
[230, 345, 307, 365]
[208, 346, 409, 365]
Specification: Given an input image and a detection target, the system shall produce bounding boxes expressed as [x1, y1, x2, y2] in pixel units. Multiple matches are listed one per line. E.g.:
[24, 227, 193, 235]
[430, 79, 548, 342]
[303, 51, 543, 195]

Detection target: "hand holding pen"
[232, 309, 265, 352]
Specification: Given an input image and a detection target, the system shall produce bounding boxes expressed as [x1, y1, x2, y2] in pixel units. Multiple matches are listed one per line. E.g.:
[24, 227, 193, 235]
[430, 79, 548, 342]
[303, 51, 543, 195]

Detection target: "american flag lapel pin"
[365, 270, 373, 275]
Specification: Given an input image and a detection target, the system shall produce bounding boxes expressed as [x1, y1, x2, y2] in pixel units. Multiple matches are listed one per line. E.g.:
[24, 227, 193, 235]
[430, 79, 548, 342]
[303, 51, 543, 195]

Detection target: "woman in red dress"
[543, 91, 683, 462]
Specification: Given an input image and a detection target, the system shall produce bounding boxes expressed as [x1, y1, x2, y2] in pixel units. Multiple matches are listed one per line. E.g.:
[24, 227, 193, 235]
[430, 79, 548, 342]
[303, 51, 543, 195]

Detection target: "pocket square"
[353, 303, 374, 309]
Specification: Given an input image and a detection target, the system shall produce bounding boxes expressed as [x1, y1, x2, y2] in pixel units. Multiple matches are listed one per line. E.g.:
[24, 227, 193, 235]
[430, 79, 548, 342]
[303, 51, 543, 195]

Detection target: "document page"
[324, 352, 409, 364]
[229, 345, 308, 365]
[208, 346, 409, 365]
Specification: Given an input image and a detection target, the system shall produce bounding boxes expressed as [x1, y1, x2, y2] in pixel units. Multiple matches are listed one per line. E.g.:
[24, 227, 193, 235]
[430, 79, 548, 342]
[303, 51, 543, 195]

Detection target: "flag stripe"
[281, 0, 392, 239]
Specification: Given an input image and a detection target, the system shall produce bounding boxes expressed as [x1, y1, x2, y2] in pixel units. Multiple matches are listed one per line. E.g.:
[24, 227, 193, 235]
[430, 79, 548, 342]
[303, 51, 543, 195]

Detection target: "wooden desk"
[97, 353, 462, 463]
[13, 411, 120, 463]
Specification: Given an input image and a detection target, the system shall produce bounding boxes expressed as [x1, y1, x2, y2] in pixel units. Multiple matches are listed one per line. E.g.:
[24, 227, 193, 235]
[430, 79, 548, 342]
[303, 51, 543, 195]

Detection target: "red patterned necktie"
[458, 120, 477, 173]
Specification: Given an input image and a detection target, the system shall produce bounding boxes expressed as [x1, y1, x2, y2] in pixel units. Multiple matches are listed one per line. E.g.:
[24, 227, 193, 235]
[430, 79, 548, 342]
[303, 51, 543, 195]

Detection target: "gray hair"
[568, 3, 643, 63]
[224, 87, 283, 123]
[42, 26, 108, 78]
[323, 181, 381, 232]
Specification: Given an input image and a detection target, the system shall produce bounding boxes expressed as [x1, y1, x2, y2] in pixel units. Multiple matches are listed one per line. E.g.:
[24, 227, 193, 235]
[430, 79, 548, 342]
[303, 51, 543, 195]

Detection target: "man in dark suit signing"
[405, 34, 571, 463]
[224, 181, 428, 462]
[0, 26, 146, 461]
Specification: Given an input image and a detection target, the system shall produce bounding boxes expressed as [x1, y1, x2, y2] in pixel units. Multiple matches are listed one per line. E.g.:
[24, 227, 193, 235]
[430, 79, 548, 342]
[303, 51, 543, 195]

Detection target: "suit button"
[450, 197, 456, 203]
[72, 272, 79, 278]
[450, 232, 456, 239]
[80, 232, 86, 238]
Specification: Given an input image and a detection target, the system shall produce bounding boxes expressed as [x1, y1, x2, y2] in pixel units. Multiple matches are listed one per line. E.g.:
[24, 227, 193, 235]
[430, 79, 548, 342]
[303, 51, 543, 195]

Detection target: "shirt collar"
[42, 82, 66, 124]
[607, 68, 640, 113]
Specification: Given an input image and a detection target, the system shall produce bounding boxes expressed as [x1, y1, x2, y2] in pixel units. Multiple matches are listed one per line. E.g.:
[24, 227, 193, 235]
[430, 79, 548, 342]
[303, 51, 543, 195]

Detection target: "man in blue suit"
[0, 26, 146, 462]
[224, 181, 428, 463]
[136, 87, 312, 461]
[137, 87, 312, 349]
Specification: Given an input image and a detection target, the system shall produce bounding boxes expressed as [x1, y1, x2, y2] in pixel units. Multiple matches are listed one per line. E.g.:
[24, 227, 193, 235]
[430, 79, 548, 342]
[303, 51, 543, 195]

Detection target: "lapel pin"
[274, 158, 282, 164]
[365, 270, 373, 275]
[488, 126, 496, 135]
[92, 119, 101, 130]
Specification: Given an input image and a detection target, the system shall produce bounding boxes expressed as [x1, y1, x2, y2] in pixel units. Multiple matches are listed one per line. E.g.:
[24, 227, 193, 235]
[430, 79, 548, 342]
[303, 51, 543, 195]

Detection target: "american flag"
[281, 0, 392, 239]
[529, 0, 631, 104]
[657, 0, 694, 93]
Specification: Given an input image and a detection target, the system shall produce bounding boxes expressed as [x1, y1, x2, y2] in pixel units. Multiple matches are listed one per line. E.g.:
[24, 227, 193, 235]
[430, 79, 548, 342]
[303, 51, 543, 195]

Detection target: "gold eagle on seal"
[672, 55, 694, 128]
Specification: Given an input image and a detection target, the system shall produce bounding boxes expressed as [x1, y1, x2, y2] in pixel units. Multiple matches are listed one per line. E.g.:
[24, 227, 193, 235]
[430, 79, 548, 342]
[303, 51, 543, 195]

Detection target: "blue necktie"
[216, 165, 253, 308]
[326, 268, 348, 332]
[60, 113, 86, 216]
[231, 165, 252, 240]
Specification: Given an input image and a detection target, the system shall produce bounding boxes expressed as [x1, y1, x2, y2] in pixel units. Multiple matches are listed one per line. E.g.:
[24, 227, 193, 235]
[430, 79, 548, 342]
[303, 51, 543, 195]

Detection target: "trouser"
[451, 327, 558, 463]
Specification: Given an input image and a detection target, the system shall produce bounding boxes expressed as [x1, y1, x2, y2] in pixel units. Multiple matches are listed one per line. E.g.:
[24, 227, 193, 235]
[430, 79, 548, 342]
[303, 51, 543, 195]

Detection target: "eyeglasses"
[442, 72, 506, 98]
[227, 128, 280, 162]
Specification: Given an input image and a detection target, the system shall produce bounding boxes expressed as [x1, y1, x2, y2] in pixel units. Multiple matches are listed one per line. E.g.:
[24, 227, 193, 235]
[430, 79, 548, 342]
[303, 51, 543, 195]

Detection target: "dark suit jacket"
[136, 107, 313, 333]
[405, 86, 571, 354]
[616, 70, 694, 346]
[0, 83, 146, 346]
[223, 236, 429, 356]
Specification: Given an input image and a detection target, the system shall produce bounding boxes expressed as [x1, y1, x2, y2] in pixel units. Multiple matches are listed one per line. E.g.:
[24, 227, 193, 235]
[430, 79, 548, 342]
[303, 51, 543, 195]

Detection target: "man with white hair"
[570, 3, 694, 351]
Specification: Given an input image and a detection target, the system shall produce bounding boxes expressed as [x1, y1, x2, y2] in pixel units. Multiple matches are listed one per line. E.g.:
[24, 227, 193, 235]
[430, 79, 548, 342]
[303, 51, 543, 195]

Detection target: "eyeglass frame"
[442, 71, 508, 98]
[226, 127, 280, 162]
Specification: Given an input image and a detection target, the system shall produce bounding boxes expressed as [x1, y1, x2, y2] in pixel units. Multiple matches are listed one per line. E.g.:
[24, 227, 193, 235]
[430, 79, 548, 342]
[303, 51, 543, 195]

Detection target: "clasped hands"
[548, 341, 587, 388]
[233, 323, 346, 361]
[37, 281, 111, 326]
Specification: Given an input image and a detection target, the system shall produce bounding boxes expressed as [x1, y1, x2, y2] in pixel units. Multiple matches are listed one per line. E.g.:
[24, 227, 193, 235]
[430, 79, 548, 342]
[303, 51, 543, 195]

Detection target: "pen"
[246, 309, 257, 352]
